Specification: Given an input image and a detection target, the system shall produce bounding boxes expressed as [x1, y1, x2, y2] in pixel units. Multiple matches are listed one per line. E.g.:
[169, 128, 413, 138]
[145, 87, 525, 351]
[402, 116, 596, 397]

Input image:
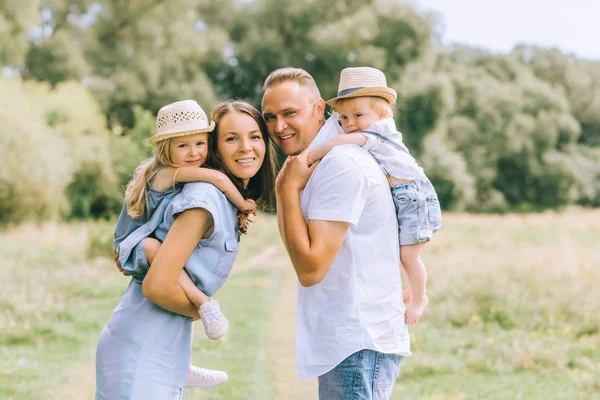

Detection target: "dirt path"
[52, 349, 96, 400]
[267, 252, 318, 399]
[52, 244, 316, 399]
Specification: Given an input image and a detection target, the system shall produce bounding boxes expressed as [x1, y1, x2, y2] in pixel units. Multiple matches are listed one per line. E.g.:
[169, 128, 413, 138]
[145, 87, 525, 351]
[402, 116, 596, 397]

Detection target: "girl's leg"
[177, 268, 229, 340]
[178, 269, 210, 309]
[142, 238, 229, 387]
[400, 242, 429, 324]
[143, 238, 210, 309]
[143, 237, 229, 339]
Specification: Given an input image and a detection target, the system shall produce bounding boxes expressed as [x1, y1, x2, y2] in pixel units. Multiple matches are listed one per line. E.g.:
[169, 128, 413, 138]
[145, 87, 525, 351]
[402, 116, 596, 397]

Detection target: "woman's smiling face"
[216, 112, 266, 187]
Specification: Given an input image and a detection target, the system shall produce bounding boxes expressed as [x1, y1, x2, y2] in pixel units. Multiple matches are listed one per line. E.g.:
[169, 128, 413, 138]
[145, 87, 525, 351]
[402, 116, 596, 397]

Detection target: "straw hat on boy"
[325, 67, 397, 107]
[148, 100, 215, 145]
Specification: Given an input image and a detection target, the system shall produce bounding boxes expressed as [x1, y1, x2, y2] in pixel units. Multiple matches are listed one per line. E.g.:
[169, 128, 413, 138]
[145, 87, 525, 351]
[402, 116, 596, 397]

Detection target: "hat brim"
[148, 122, 216, 145]
[325, 87, 397, 107]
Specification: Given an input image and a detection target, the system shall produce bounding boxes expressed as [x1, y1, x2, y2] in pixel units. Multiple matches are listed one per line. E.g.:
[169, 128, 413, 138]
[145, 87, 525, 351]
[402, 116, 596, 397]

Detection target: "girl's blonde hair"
[125, 140, 176, 218]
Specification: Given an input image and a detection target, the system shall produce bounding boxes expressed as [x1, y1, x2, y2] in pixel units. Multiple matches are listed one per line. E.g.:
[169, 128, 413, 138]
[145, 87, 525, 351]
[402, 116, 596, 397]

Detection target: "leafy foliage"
[0, 0, 598, 223]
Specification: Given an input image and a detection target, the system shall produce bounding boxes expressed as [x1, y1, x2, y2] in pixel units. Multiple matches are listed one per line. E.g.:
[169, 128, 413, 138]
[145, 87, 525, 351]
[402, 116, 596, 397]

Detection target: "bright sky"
[410, 0, 600, 61]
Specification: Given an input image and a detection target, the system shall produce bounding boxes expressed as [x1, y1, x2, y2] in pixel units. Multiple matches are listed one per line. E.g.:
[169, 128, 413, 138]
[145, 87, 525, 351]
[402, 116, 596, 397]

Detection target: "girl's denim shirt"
[117, 182, 240, 297]
[113, 167, 181, 253]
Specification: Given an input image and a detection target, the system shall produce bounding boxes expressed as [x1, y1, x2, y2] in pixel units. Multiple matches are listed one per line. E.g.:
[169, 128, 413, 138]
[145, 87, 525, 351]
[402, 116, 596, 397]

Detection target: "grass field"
[1, 209, 599, 399]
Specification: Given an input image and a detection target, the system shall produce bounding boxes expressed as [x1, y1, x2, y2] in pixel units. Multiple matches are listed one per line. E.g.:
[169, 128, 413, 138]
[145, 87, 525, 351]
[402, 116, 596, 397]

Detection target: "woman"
[96, 100, 276, 399]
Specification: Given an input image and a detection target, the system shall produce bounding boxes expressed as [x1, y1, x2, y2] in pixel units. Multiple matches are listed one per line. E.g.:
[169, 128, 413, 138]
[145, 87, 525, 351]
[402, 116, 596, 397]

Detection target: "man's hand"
[275, 156, 290, 190]
[276, 149, 319, 193]
[114, 249, 129, 276]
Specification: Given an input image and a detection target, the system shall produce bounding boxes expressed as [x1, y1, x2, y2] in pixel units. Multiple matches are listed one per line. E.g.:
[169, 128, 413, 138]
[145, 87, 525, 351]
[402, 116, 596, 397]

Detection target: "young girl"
[309, 67, 442, 325]
[113, 99, 256, 387]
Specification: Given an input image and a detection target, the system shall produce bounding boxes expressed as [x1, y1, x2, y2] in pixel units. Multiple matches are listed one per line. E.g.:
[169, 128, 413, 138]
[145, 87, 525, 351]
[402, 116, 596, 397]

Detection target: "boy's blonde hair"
[263, 67, 321, 102]
[125, 139, 178, 218]
[335, 96, 394, 119]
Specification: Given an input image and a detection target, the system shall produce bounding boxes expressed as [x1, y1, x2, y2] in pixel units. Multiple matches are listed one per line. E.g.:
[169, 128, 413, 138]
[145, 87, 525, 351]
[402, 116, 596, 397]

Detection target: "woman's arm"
[142, 208, 213, 319]
[307, 133, 367, 165]
[152, 167, 256, 212]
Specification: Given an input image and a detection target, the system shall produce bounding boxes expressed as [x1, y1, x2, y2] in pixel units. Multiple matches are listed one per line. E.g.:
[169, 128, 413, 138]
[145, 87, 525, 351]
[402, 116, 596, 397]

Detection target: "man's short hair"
[262, 67, 321, 101]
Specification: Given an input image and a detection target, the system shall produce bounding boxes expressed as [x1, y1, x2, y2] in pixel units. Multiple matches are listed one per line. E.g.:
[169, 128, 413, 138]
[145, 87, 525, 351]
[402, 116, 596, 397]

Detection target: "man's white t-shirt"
[296, 116, 411, 380]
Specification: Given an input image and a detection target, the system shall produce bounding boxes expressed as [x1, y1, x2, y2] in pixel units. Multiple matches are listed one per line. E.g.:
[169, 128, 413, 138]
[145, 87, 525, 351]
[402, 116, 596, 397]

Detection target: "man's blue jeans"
[318, 349, 403, 400]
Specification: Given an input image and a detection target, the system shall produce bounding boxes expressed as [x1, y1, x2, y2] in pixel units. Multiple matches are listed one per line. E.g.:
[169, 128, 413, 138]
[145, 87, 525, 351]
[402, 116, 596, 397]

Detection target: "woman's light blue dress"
[96, 182, 240, 399]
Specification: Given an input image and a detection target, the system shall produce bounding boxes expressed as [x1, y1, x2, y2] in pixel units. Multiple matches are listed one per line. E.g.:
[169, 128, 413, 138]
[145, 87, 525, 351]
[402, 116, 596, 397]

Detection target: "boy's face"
[169, 132, 209, 167]
[336, 97, 382, 134]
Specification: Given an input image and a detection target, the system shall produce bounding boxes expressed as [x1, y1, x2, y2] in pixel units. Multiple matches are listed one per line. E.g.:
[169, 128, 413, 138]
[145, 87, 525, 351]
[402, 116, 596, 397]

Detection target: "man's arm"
[276, 148, 365, 287]
[278, 182, 349, 286]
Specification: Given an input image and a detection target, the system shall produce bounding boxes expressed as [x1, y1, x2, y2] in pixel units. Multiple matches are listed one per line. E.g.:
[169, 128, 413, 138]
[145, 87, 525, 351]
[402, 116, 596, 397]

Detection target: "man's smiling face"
[261, 81, 324, 156]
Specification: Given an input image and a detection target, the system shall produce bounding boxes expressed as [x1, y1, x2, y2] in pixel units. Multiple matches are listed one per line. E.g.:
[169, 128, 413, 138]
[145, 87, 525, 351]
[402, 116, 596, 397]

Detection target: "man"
[261, 67, 411, 399]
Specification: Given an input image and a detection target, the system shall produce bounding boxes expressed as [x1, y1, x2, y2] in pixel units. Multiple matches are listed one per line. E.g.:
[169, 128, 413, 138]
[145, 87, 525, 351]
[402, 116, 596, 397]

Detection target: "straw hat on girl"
[325, 67, 397, 107]
[148, 100, 215, 145]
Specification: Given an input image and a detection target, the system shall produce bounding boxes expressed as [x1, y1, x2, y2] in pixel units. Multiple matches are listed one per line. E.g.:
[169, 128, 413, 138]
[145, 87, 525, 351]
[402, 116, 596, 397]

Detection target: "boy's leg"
[400, 242, 428, 324]
[400, 261, 411, 304]
[318, 350, 403, 400]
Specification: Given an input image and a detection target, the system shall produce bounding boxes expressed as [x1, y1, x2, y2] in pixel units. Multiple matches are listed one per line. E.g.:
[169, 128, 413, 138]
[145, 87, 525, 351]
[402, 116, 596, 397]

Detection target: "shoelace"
[189, 367, 210, 379]
[202, 304, 222, 322]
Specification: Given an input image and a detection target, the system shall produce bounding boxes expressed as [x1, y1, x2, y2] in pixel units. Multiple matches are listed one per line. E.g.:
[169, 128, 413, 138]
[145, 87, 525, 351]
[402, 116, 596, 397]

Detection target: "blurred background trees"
[1, 0, 599, 224]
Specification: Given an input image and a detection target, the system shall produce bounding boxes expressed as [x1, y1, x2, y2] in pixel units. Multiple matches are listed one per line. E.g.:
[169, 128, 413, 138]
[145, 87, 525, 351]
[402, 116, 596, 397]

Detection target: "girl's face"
[216, 112, 266, 186]
[169, 132, 209, 167]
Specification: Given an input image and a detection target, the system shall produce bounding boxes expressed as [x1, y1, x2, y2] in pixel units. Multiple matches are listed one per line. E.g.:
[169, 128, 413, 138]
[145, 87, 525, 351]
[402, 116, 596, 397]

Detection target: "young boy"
[309, 67, 442, 324]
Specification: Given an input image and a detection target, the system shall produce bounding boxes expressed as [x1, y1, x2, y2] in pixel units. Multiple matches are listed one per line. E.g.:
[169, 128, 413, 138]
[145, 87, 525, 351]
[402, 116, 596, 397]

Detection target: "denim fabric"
[113, 167, 182, 254]
[96, 183, 239, 399]
[392, 175, 442, 245]
[95, 280, 191, 400]
[318, 349, 403, 400]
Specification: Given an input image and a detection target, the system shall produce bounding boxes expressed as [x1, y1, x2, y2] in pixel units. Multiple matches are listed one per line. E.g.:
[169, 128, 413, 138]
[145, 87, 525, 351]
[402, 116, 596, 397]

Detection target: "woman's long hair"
[125, 140, 177, 218]
[205, 100, 276, 210]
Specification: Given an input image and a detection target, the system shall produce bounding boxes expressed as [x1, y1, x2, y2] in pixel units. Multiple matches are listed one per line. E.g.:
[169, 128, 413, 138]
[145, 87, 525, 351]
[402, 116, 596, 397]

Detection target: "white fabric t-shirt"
[295, 116, 411, 380]
[361, 117, 424, 181]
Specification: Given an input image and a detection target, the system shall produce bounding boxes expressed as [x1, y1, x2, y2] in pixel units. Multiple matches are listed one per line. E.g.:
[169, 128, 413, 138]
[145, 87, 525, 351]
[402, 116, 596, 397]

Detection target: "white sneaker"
[199, 298, 229, 340]
[185, 365, 228, 388]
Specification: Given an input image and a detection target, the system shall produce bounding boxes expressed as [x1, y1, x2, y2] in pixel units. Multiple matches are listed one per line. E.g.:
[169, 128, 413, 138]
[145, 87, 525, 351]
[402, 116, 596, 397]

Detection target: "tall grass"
[1, 209, 598, 399]
[394, 209, 600, 399]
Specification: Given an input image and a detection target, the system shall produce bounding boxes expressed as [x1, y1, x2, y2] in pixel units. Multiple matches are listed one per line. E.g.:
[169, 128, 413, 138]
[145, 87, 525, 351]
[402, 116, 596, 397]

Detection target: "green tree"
[0, 0, 40, 66]
[201, 0, 432, 106]
[15, 0, 220, 129]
